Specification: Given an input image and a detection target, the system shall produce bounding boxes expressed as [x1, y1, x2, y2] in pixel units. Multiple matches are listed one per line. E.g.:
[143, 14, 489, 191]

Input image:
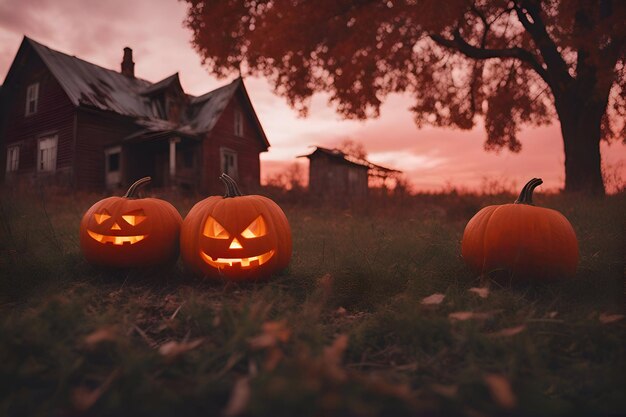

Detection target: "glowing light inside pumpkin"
[241, 216, 266, 238]
[94, 211, 111, 224]
[122, 210, 147, 226]
[229, 238, 243, 249]
[87, 230, 147, 245]
[203, 216, 230, 239]
[200, 249, 275, 269]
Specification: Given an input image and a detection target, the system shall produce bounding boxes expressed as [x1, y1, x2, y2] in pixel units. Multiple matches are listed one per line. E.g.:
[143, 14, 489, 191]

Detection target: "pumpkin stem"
[220, 173, 243, 198]
[124, 177, 151, 198]
[514, 178, 543, 205]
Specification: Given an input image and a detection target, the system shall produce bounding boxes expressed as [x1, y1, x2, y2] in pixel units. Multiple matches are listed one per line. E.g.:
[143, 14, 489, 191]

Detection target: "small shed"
[298, 146, 401, 199]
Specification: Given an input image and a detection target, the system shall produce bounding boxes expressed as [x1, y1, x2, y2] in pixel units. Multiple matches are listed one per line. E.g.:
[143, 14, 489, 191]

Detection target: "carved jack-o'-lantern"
[79, 177, 183, 268]
[180, 174, 292, 281]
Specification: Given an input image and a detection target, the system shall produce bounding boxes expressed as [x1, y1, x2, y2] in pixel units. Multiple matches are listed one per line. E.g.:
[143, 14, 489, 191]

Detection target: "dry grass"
[0, 186, 624, 417]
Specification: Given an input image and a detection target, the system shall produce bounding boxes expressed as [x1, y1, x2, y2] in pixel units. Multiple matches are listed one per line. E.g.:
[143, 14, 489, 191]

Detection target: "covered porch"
[104, 130, 202, 192]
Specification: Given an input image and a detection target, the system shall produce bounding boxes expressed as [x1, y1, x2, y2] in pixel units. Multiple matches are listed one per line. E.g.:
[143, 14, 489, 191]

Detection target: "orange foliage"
[182, 0, 626, 194]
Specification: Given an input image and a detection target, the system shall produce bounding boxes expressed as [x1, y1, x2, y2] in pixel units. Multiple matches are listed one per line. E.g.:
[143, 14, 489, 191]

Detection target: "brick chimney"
[121, 47, 135, 78]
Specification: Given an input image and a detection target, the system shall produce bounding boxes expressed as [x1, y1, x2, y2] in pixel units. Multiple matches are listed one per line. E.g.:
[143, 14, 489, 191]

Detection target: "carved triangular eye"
[94, 209, 111, 224]
[122, 209, 146, 226]
[203, 216, 230, 239]
[241, 216, 266, 238]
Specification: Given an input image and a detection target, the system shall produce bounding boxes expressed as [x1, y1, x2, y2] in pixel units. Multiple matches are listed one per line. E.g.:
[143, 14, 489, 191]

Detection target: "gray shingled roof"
[140, 73, 181, 96]
[187, 81, 239, 132]
[22, 37, 267, 147]
[29, 38, 155, 118]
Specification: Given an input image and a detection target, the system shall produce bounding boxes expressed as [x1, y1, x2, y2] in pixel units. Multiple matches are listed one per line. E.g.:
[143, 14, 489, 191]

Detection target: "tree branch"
[429, 29, 549, 83]
[513, 0, 572, 90]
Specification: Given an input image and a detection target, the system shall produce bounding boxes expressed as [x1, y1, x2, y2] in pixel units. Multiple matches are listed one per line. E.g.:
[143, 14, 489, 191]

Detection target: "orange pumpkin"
[461, 178, 579, 280]
[80, 177, 182, 268]
[180, 174, 292, 281]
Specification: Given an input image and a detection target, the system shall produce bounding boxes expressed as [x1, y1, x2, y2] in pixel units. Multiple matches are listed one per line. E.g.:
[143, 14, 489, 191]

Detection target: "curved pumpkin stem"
[514, 178, 543, 205]
[124, 177, 151, 198]
[219, 175, 235, 197]
[220, 173, 243, 198]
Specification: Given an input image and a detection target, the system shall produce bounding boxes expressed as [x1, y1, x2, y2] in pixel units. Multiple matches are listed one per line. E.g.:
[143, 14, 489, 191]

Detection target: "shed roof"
[298, 146, 401, 176]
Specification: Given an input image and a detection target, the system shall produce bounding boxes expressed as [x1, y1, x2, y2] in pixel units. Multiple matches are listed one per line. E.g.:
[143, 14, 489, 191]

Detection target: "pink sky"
[1, 0, 624, 193]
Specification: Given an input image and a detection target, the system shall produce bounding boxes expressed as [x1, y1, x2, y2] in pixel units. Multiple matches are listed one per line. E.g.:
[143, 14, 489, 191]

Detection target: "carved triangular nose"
[229, 238, 243, 249]
[111, 222, 122, 230]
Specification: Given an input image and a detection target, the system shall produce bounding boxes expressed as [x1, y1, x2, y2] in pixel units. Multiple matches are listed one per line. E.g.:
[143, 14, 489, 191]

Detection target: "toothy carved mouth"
[200, 250, 275, 269]
[88, 230, 147, 245]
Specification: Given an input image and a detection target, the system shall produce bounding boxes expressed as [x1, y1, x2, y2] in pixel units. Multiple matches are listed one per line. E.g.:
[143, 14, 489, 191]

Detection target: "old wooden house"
[0, 36, 270, 194]
[299, 146, 400, 199]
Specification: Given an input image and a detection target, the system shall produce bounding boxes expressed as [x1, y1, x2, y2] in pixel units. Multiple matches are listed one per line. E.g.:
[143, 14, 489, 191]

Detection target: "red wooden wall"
[1, 51, 75, 185]
[74, 109, 137, 190]
[202, 91, 265, 195]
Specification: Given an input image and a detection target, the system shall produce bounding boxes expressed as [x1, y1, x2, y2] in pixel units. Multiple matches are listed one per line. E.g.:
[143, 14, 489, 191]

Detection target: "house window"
[107, 152, 120, 172]
[234, 109, 243, 136]
[104, 146, 122, 189]
[220, 148, 238, 179]
[6, 146, 19, 172]
[151, 99, 165, 119]
[38, 136, 57, 172]
[25, 83, 39, 116]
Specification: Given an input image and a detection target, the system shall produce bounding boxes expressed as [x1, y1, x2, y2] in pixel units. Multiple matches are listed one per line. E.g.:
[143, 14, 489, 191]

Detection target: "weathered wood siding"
[1, 51, 75, 185]
[74, 109, 137, 190]
[308, 155, 368, 199]
[202, 92, 265, 195]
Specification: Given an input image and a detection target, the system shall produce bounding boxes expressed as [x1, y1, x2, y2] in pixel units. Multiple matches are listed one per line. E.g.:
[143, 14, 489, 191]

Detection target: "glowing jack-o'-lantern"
[79, 177, 183, 268]
[180, 174, 292, 281]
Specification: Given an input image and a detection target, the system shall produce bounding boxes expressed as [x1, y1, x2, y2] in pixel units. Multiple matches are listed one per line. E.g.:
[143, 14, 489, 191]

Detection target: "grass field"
[0, 186, 624, 417]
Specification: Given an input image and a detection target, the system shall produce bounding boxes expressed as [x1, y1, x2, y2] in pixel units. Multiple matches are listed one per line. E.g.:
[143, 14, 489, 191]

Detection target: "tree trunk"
[556, 92, 606, 196]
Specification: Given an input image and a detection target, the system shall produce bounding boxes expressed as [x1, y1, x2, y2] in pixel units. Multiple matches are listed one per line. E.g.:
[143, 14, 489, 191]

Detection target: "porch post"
[169, 137, 180, 187]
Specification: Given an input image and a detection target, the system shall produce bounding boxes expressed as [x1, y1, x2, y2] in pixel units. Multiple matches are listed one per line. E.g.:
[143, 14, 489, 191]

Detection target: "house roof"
[298, 146, 401, 176]
[3, 36, 270, 149]
[187, 80, 240, 132]
[27, 37, 155, 118]
[140, 73, 182, 96]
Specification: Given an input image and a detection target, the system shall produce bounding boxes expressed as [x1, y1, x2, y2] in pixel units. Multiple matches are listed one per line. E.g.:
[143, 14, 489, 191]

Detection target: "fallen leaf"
[335, 306, 348, 316]
[317, 273, 334, 299]
[547, 311, 558, 318]
[71, 387, 100, 412]
[394, 362, 418, 372]
[468, 287, 489, 298]
[263, 321, 291, 343]
[431, 383, 458, 398]
[248, 320, 291, 350]
[489, 325, 526, 337]
[449, 311, 493, 321]
[360, 375, 413, 400]
[321, 334, 349, 382]
[599, 313, 625, 324]
[324, 334, 349, 365]
[484, 374, 517, 410]
[71, 369, 119, 412]
[84, 326, 118, 349]
[421, 293, 445, 305]
[158, 339, 203, 358]
[222, 377, 250, 417]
